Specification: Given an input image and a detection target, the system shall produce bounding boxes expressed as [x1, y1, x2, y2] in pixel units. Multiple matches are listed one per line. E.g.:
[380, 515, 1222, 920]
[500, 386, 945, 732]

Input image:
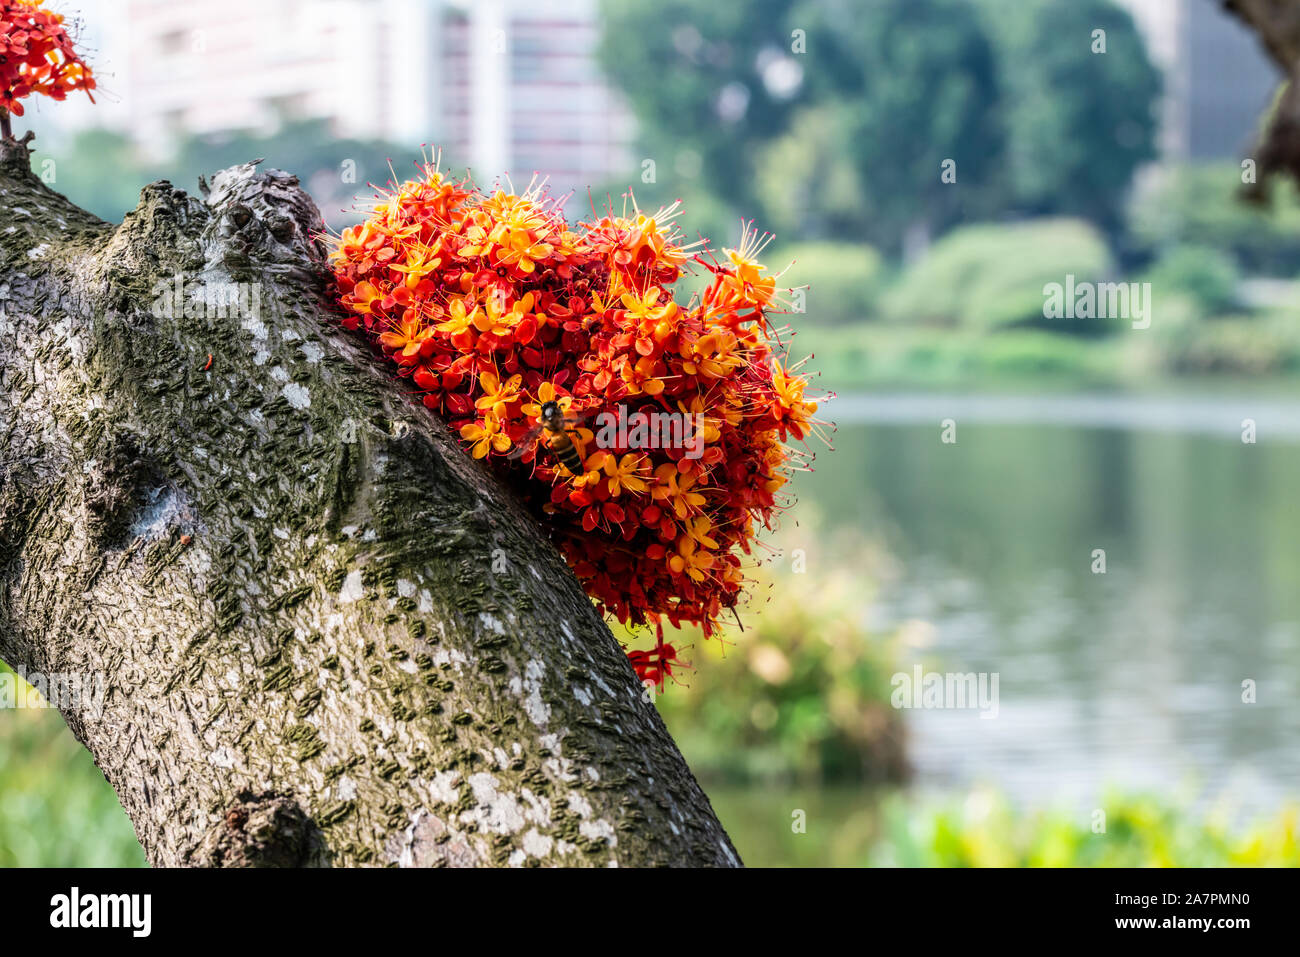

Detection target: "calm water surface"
[793, 393, 1300, 813]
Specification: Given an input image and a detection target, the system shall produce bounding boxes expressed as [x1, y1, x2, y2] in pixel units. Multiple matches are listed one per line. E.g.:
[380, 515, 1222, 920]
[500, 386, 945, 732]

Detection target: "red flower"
[325, 160, 829, 686]
[1, 1, 95, 124]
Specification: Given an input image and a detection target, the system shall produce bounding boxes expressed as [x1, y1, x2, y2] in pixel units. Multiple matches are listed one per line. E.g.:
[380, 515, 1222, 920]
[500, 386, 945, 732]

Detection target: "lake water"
[794, 393, 1300, 814]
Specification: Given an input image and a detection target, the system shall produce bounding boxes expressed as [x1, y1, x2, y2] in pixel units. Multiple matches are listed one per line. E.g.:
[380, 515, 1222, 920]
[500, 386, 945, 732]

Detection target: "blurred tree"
[30, 119, 422, 229]
[599, 0, 1160, 255]
[881, 218, 1113, 331]
[773, 239, 885, 323]
[599, 0, 1004, 255]
[1140, 244, 1241, 319]
[30, 128, 142, 223]
[596, 0, 815, 212]
[642, 559, 908, 784]
[791, 0, 1006, 255]
[1129, 162, 1300, 276]
[974, 0, 1161, 236]
[167, 119, 430, 229]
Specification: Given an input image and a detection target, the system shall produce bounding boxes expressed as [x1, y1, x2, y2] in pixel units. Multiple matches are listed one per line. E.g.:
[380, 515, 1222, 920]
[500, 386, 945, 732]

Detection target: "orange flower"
[684, 515, 719, 550]
[603, 453, 648, 497]
[390, 240, 444, 289]
[652, 463, 707, 519]
[378, 312, 433, 359]
[434, 296, 481, 340]
[717, 225, 777, 312]
[620, 287, 677, 327]
[668, 535, 714, 582]
[771, 362, 818, 441]
[342, 279, 384, 315]
[473, 291, 534, 337]
[499, 230, 554, 274]
[474, 370, 523, 419]
[460, 416, 511, 458]
[570, 450, 606, 490]
[619, 354, 665, 396]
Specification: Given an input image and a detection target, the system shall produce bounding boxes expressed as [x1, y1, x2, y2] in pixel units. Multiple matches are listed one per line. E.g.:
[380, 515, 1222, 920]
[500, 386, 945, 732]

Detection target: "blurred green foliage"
[1153, 314, 1300, 377]
[28, 119, 417, 229]
[708, 786, 1300, 867]
[776, 241, 885, 325]
[792, 324, 1125, 390]
[881, 219, 1113, 330]
[973, 0, 1161, 236]
[798, 318, 1300, 390]
[1140, 244, 1241, 320]
[706, 786, 1300, 867]
[0, 665, 144, 868]
[639, 558, 908, 784]
[599, 0, 1158, 252]
[870, 789, 1300, 867]
[775, 168, 1300, 390]
[1129, 162, 1300, 276]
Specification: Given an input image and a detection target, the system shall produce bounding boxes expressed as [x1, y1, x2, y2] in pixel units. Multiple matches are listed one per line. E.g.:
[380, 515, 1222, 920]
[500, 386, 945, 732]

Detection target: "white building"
[35, 0, 634, 197]
[1116, 0, 1279, 160]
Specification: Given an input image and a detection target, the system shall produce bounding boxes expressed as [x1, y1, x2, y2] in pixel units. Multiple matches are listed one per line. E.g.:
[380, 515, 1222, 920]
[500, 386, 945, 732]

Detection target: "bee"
[509, 401, 587, 474]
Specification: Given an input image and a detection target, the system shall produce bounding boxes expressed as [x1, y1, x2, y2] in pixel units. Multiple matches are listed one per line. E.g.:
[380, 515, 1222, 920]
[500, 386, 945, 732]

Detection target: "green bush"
[0, 664, 145, 867]
[775, 242, 885, 325]
[631, 561, 908, 784]
[881, 218, 1113, 329]
[793, 323, 1124, 390]
[1129, 162, 1300, 276]
[871, 788, 1300, 867]
[1141, 243, 1240, 319]
[1155, 314, 1300, 376]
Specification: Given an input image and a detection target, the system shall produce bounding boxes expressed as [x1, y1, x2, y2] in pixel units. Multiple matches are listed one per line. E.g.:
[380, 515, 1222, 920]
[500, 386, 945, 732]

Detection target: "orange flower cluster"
[0, 1, 95, 122]
[328, 162, 824, 684]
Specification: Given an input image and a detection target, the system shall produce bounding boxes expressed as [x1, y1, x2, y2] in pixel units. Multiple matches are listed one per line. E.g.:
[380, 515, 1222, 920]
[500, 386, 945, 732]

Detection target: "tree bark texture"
[0, 137, 741, 867]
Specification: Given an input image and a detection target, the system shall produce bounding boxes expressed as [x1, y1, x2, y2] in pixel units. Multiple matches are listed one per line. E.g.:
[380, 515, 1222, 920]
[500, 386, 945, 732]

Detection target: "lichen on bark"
[0, 137, 740, 867]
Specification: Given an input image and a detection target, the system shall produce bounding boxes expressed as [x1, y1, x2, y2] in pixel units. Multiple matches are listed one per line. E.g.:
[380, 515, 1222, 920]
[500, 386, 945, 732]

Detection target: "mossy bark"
[0, 138, 740, 867]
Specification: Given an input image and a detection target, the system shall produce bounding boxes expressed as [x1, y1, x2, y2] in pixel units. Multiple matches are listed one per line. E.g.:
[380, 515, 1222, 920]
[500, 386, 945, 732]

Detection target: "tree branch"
[1224, 0, 1300, 196]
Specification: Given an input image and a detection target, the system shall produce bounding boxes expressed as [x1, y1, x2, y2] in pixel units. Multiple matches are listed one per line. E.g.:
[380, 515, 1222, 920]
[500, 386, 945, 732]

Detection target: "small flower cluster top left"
[1, 0, 95, 136]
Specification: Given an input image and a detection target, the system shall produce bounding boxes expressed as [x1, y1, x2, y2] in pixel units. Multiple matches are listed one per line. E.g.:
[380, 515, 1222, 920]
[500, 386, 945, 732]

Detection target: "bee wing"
[507, 421, 548, 460]
[563, 410, 593, 429]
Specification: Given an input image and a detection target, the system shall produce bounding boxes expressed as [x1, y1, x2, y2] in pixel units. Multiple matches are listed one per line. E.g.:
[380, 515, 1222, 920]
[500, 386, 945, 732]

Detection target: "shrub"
[642, 560, 908, 784]
[1155, 315, 1300, 376]
[881, 219, 1113, 330]
[871, 788, 1300, 867]
[1129, 162, 1300, 276]
[774, 242, 885, 325]
[1141, 243, 1240, 319]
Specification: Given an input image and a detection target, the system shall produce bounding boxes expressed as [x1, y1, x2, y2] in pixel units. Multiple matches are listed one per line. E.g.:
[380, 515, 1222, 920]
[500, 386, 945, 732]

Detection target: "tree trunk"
[0, 136, 740, 867]
[1224, 0, 1300, 196]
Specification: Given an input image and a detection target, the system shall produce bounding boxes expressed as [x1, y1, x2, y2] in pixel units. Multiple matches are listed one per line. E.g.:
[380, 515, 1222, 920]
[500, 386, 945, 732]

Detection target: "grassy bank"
[707, 786, 1300, 867]
[793, 323, 1300, 394]
[0, 667, 145, 867]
